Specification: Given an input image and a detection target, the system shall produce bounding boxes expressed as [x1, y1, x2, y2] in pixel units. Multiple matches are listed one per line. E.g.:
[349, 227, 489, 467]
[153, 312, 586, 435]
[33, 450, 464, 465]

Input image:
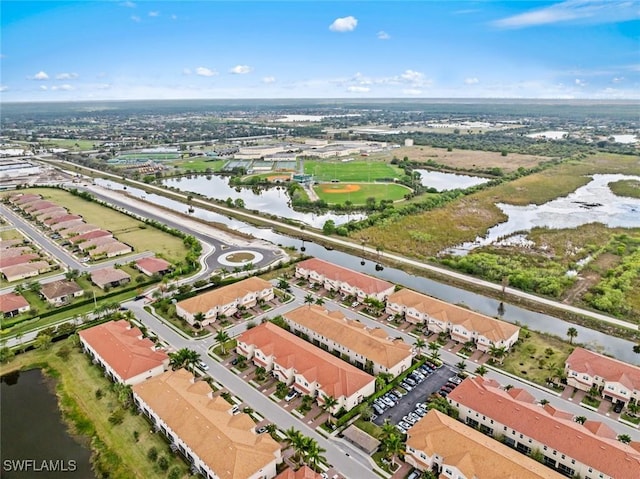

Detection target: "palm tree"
[414, 338, 427, 358]
[380, 420, 397, 441]
[194, 312, 205, 324]
[284, 427, 305, 464]
[314, 297, 325, 307]
[322, 395, 339, 416]
[428, 341, 441, 360]
[65, 269, 80, 280]
[304, 293, 315, 309]
[169, 348, 201, 371]
[302, 437, 326, 469]
[34, 334, 52, 350]
[359, 403, 374, 422]
[475, 365, 488, 376]
[633, 344, 640, 355]
[618, 434, 632, 444]
[488, 344, 508, 365]
[381, 433, 405, 468]
[277, 278, 291, 291]
[567, 327, 578, 345]
[456, 361, 467, 371]
[574, 415, 587, 424]
[627, 402, 640, 416]
[113, 383, 133, 407]
[215, 329, 231, 354]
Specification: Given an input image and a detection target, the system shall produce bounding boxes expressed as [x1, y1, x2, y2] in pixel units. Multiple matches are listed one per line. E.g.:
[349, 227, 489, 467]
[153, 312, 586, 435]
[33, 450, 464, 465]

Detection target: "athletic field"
[304, 160, 402, 182]
[313, 183, 411, 205]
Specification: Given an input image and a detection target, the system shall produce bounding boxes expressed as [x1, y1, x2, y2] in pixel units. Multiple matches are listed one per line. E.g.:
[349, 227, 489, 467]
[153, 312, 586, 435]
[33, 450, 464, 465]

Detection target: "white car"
[284, 390, 298, 402]
[197, 361, 209, 371]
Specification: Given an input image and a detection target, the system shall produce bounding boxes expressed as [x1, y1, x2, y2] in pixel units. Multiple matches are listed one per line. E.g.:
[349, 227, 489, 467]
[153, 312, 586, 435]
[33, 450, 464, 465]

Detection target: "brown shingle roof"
[0, 292, 29, 313]
[407, 410, 564, 479]
[90, 267, 131, 287]
[51, 219, 85, 231]
[388, 288, 519, 342]
[0, 253, 40, 268]
[447, 377, 640, 478]
[135, 256, 171, 275]
[41, 280, 82, 301]
[0, 261, 49, 278]
[284, 305, 412, 369]
[43, 214, 81, 225]
[90, 241, 132, 257]
[12, 193, 41, 204]
[79, 320, 168, 380]
[238, 322, 374, 399]
[297, 258, 393, 295]
[566, 347, 640, 391]
[1, 246, 33, 258]
[69, 229, 112, 244]
[178, 277, 272, 315]
[24, 200, 57, 212]
[132, 369, 281, 479]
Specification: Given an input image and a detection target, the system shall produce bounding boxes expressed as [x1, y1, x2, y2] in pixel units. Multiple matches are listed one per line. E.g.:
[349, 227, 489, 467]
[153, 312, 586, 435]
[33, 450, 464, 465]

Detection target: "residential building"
[133, 368, 282, 479]
[237, 322, 375, 413]
[406, 409, 564, 479]
[0, 261, 50, 282]
[176, 277, 273, 326]
[42, 214, 81, 226]
[0, 292, 30, 317]
[69, 229, 112, 244]
[295, 258, 394, 301]
[90, 267, 131, 290]
[447, 376, 640, 479]
[59, 223, 100, 238]
[41, 279, 83, 305]
[24, 200, 57, 213]
[283, 305, 412, 376]
[0, 239, 22, 249]
[275, 466, 322, 479]
[78, 320, 169, 385]
[35, 208, 68, 221]
[565, 347, 640, 407]
[135, 256, 172, 276]
[11, 193, 41, 205]
[1, 246, 33, 258]
[77, 236, 116, 250]
[0, 253, 39, 268]
[386, 288, 519, 351]
[89, 241, 133, 258]
[51, 218, 84, 232]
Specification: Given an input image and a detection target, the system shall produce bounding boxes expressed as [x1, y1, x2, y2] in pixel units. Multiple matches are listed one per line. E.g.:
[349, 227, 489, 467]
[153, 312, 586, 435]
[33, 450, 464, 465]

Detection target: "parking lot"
[374, 362, 460, 429]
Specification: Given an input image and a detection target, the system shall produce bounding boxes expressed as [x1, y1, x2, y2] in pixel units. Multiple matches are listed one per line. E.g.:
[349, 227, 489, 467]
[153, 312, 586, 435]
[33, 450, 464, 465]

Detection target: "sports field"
[170, 158, 225, 172]
[119, 153, 181, 160]
[304, 160, 403, 182]
[313, 183, 410, 205]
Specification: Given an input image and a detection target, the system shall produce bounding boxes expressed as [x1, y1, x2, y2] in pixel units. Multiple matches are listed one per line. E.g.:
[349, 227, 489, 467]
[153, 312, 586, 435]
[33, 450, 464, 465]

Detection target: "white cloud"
[95, 83, 112, 90]
[329, 16, 358, 32]
[262, 76, 276, 84]
[56, 72, 78, 80]
[39, 85, 48, 91]
[377, 31, 390, 40]
[347, 86, 370, 93]
[464, 77, 480, 85]
[0, 85, 8, 92]
[575, 78, 587, 86]
[400, 70, 424, 82]
[131, 15, 141, 22]
[149, 11, 159, 17]
[120, 1, 136, 8]
[403, 89, 422, 95]
[196, 67, 217, 77]
[493, 0, 640, 29]
[612, 77, 624, 83]
[230, 65, 252, 74]
[51, 84, 74, 91]
[183, 68, 192, 75]
[31, 71, 49, 80]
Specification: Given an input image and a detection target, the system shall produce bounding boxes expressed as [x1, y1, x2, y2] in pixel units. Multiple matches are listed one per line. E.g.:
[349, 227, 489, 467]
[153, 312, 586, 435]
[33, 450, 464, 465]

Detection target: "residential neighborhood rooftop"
[0, 292, 29, 314]
[297, 258, 393, 295]
[41, 279, 82, 300]
[566, 347, 640, 391]
[90, 267, 131, 286]
[177, 276, 272, 315]
[135, 256, 171, 275]
[275, 465, 323, 479]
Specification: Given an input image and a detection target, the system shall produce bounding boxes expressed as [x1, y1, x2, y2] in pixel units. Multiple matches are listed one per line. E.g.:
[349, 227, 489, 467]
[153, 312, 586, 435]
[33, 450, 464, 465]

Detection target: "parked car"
[419, 365, 432, 374]
[256, 425, 269, 434]
[614, 402, 624, 413]
[373, 404, 385, 415]
[231, 358, 239, 365]
[405, 378, 417, 386]
[393, 388, 406, 397]
[407, 470, 421, 479]
[382, 396, 395, 407]
[284, 390, 298, 402]
[231, 405, 240, 415]
[399, 421, 412, 430]
[197, 361, 209, 371]
[449, 376, 463, 385]
[441, 385, 454, 393]
[396, 424, 406, 434]
[400, 382, 413, 391]
[414, 408, 426, 417]
[438, 390, 449, 397]
[351, 301, 360, 307]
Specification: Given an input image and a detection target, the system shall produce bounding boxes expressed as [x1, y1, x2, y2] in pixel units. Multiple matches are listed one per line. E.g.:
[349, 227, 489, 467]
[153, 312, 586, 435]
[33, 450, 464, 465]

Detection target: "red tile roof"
[297, 258, 393, 295]
[135, 257, 171, 275]
[43, 214, 81, 225]
[0, 292, 29, 313]
[0, 254, 40, 268]
[275, 466, 323, 479]
[566, 347, 640, 391]
[69, 229, 112, 244]
[24, 200, 57, 212]
[447, 376, 640, 478]
[238, 322, 374, 399]
[79, 320, 168, 381]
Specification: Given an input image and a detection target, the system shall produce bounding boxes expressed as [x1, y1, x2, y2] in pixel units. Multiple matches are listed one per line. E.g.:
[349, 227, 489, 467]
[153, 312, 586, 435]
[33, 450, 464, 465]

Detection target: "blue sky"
[1, 1, 638, 101]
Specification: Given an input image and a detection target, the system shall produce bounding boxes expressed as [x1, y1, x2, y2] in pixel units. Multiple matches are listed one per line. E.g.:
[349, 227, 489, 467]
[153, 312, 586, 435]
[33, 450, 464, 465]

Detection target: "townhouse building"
[283, 305, 412, 376]
[176, 277, 273, 326]
[132, 369, 282, 479]
[78, 320, 169, 385]
[237, 322, 375, 413]
[295, 258, 394, 302]
[406, 409, 564, 479]
[447, 376, 640, 479]
[565, 347, 640, 408]
[386, 288, 519, 351]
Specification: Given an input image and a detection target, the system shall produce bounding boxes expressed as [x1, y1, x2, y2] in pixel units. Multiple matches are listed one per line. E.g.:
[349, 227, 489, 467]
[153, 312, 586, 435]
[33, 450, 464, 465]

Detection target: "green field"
[610, 179, 640, 199]
[118, 153, 180, 160]
[0, 229, 23, 241]
[40, 138, 97, 151]
[304, 160, 403, 182]
[313, 183, 411, 205]
[16, 188, 189, 263]
[169, 158, 225, 172]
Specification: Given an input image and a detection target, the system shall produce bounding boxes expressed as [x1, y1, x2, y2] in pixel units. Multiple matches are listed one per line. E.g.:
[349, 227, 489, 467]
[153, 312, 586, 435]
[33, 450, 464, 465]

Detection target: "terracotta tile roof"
[388, 288, 519, 343]
[51, 219, 85, 231]
[41, 279, 82, 301]
[35, 207, 68, 220]
[0, 239, 22, 249]
[43, 214, 81, 226]
[59, 223, 100, 237]
[69, 230, 112, 244]
[1, 246, 34, 258]
[90, 241, 132, 257]
[275, 466, 323, 479]
[239, 322, 374, 399]
[0, 253, 40, 268]
[12, 193, 41, 204]
[407, 410, 564, 479]
[566, 347, 640, 391]
[135, 257, 171, 274]
[284, 305, 412, 369]
[79, 320, 168, 381]
[0, 292, 29, 313]
[24, 200, 57, 212]
[78, 236, 116, 249]
[447, 377, 640, 478]
[0, 261, 49, 278]
[132, 369, 281, 479]
[178, 277, 272, 315]
[297, 258, 393, 295]
[90, 267, 131, 287]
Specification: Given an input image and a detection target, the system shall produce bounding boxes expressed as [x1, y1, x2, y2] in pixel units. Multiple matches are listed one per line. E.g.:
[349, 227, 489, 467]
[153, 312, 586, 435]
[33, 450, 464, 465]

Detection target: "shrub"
[147, 446, 158, 462]
[157, 456, 169, 471]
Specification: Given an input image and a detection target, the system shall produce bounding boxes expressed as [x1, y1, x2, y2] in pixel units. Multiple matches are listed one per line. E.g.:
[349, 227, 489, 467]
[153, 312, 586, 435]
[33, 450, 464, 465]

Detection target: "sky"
[1, 0, 639, 101]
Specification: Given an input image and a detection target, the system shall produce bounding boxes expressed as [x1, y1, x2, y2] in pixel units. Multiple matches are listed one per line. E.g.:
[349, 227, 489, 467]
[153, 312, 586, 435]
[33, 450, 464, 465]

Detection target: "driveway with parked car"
[373, 362, 458, 428]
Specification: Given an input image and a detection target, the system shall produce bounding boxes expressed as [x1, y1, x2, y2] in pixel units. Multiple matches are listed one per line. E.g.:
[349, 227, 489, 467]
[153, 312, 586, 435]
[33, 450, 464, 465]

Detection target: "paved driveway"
[374, 364, 458, 426]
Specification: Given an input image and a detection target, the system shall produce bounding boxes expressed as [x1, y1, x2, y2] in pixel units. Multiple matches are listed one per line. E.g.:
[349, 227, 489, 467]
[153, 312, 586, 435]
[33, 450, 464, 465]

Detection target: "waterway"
[95, 178, 639, 364]
[414, 169, 490, 191]
[0, 369, 94, 479]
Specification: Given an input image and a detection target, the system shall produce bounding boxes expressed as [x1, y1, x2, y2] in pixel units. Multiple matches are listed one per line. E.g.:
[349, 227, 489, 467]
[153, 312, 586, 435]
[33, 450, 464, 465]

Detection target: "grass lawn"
[169, 158, 225, 173]
[304, 160, 403, 182]
[354, 418, 383, 439]
[0, 229, 24, 241]
[40, 138, 98, 151]
[498, 330, 574, 386]
[610, 179, 640, 199]
[313, 183, 411, 205]
[21, 188, 189, 263]
[0, 339, 192, 479]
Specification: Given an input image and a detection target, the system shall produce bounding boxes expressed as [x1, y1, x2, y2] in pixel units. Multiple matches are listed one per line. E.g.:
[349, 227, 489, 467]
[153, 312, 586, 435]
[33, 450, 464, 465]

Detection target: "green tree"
[169, 348, 201, 371]
[0, 347, 14, 363]
[618, 434, 632, 444]
[428, 341, 441, 360]
[277, 278, 291, 291]
[414, 338, 427, 358]
[304, 293, 315, 309]
[475, 365, 488, 376]
[34, 334, 52, 350]
[633, 344, 640, 355]
[574, 415, 587, 425]
[322, 395, 339, 417]
[322, 220, 336, 235]
[456, 361, 467, 371]
[488, 344, 508, 365]
[567, 327, 578, 345]
[380, 433, 405, 468]
[315, 296, 325, 307]
[302, 437, 326, 469]
[215, 329, 231, 354]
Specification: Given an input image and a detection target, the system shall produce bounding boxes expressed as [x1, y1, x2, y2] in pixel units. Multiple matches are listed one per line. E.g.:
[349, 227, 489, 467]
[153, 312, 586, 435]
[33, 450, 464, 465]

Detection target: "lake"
[414, 169, 490, 191]
[0, 369, 94, 478]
